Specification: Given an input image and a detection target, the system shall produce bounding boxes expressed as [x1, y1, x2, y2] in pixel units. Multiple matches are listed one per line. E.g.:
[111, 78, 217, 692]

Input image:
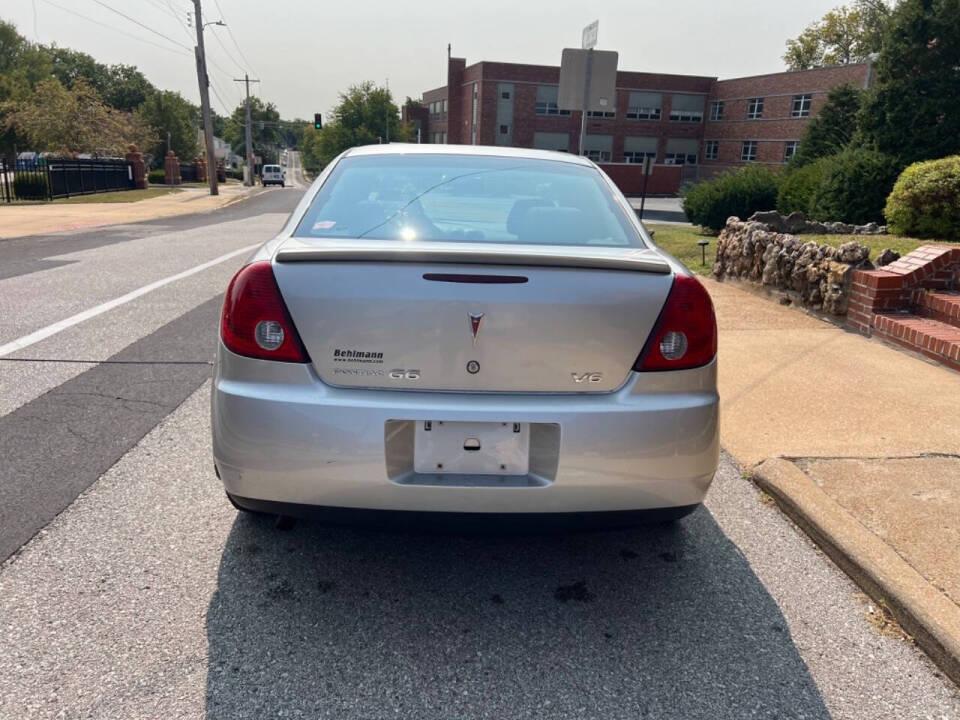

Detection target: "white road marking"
[0, 243, 259, 358]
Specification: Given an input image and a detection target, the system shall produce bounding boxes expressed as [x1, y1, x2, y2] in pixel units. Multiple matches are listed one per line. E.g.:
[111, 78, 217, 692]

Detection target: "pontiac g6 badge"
[469, 312, 484, 346]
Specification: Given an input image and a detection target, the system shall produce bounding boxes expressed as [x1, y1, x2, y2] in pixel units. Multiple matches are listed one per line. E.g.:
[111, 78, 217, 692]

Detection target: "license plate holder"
[413, 421, 530, 475]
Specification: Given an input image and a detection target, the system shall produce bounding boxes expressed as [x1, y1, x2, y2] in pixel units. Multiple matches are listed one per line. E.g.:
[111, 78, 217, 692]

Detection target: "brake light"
[635, 274, 717, 371]
[220, 261, 309, 362]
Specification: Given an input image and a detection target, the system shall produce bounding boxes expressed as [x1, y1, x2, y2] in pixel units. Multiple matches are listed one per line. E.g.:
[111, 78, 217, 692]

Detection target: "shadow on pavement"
[205, 507, 829, 719]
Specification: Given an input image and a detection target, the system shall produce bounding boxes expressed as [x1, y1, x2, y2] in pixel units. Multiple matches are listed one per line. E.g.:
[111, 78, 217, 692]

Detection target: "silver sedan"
[211, 144, 718, 525]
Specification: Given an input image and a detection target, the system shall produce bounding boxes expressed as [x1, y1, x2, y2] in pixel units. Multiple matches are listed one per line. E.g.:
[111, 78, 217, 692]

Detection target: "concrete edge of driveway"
[753, 456, 960, 687]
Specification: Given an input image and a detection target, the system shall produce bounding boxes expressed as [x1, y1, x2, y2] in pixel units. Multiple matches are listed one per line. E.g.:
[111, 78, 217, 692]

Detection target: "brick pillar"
[216, 160, 226, 183]
[195, 155, 207, 183]
[163, 150, 181, 185]
[125, 144, 147, 189]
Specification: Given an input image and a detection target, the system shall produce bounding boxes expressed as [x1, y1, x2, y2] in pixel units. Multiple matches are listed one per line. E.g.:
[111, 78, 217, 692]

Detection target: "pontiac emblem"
[468, 312, 484, 346]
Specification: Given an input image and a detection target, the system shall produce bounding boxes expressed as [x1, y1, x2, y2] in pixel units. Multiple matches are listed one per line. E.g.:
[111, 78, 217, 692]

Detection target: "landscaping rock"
[713, 217, 873, 315]
[875, 249, 901, 267]
[746, 210, 887, 236]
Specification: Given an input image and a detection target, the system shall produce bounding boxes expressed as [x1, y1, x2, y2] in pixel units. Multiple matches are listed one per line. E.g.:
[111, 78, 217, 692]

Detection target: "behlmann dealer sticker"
[333, 348, 384, 364]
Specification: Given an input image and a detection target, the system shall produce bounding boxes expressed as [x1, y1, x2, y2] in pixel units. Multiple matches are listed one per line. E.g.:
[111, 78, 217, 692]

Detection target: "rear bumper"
[211, 344, 719, 513]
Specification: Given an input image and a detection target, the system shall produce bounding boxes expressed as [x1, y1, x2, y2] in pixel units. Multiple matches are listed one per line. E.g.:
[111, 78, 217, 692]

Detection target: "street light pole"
[191, 0, 218, 196]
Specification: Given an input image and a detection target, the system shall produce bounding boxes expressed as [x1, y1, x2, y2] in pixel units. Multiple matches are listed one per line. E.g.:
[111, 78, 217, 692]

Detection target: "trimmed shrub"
[776, 156, 840, 216]
[681, 165, 780, 232]
[13, 174, 50, 200]
[885, 156, 960, 238]
[148, 168, 166, 184]
[808, 149, 901, 225]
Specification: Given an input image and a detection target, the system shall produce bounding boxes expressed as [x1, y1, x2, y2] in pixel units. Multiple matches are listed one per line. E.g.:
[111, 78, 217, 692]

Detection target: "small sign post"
[639, 155, 654, 220]
[558, 21, 617, 157]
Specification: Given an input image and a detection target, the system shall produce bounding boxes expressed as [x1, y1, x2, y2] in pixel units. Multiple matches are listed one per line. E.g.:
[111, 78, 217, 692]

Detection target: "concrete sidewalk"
[0, 183, 262, 240]
[707, 275, 960, 684]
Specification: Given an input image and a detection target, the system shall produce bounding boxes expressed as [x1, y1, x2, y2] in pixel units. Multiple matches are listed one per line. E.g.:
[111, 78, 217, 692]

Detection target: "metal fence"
[180, 162, 197, 183]
[1, 157, 134, 202]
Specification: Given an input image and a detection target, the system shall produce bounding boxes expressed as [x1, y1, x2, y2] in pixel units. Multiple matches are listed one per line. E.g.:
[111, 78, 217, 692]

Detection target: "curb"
[753, 457, 960, 686]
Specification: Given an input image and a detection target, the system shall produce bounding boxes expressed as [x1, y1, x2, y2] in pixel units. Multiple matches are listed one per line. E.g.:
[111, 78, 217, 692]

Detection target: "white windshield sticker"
[312, 220, 337, 230]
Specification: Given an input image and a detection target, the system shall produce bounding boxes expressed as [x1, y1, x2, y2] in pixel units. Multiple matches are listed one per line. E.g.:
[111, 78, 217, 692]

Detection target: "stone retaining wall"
[712, 216, 881, 315]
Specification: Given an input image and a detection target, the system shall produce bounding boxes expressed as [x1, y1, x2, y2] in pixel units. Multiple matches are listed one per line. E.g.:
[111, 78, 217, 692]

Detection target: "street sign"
[582, 20, 598, 50]
[558, 48, 618, 111]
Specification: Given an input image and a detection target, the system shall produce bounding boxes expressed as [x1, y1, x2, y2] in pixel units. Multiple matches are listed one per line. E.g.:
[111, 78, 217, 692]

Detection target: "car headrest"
[516, 207, 591, 245]
[506, 198, 555, 236]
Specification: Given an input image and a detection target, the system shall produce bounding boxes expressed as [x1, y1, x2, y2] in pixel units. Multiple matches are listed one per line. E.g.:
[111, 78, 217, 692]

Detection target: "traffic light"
[314, 113, 322, 130]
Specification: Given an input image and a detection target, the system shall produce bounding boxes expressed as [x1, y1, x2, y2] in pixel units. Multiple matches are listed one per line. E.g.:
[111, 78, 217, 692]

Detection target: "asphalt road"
[0, 156, 958, 718]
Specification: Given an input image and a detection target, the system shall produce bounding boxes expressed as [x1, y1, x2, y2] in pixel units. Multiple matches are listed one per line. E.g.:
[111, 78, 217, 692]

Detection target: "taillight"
[634, 274, 717, 371]
[220, 262, 309, 362]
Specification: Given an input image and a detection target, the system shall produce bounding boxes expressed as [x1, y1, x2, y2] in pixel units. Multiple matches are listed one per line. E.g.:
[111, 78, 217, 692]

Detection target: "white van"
[262, 164, 286, 187]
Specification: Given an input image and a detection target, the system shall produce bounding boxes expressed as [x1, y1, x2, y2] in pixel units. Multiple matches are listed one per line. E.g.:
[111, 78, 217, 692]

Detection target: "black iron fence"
[1, 157, 134, 202]
[180, 162, 197, 183]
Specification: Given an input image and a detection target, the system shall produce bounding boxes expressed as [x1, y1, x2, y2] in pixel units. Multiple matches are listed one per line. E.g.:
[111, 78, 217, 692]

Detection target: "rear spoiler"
[274, 237, 671, 274]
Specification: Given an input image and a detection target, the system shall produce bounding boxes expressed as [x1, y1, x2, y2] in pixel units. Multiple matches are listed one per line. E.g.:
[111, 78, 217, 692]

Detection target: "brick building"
[404, 56, 873, 194]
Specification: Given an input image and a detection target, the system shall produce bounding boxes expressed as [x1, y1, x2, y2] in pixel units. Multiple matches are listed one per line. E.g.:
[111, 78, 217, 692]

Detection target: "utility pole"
[384, 78, 390, 143]
[233, 74, 260, 186]
[191, 0, 218, 195]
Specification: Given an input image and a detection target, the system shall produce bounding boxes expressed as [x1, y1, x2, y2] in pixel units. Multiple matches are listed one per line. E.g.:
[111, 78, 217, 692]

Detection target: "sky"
[4, 0, 841, 120]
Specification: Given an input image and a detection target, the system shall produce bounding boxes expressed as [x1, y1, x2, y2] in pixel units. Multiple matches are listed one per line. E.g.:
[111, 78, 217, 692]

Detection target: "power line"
[209, 26, 246, 74]
[89, 0, 193, 52]
[38, 0, 192, 56]
[140, 0, 195, 43]
[212, 0, 258, 77]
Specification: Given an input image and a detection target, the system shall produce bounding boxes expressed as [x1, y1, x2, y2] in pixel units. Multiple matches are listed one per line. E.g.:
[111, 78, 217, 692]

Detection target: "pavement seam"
[752, 456, 960, 688]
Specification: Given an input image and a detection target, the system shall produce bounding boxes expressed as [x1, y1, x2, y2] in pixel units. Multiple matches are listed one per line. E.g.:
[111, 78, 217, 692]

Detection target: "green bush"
[148, 168, 165, 184]
[681, 165, 781, 232]
[885, 156, 960, 238]
[807, 149, 901, 225]
[776, 156, 840, 216]
[226, 168, 244, 181]
[13, 174, 50, 200]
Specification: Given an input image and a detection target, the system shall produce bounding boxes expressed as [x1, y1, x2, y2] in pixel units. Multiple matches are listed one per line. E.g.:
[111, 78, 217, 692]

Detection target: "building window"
[664, 138, 699, 164]
[501, 90, 510, 100]
[623, 136, 657, 163]
[442, 99, 447, 115]
[709, 101, 724, 121]
[741, 140, 758, 162]
[784, 140, 799, 161]
[532, 132, 569, 152]
[441, 132, 447, 144]
[791, 94, 811, 118]
[704, 140, 719, 160]
[586, 110, 616, 118]
[623, 151, 656, 163]
[626, 91, 662, 120]
[669, 94, 705, 123]
[747, 98, 764, 120]
[499, 124, 510, 135]
[535, 85, 571, 116]
[583, 134, 613, 163]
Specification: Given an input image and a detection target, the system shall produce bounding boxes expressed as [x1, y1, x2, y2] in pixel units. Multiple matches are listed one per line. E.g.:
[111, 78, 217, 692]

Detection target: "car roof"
[343, 143, 594, 167]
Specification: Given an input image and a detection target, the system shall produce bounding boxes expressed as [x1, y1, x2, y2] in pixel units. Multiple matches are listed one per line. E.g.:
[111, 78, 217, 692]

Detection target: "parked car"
[212, 144, 719, 526]
[261, 164, 285, 187]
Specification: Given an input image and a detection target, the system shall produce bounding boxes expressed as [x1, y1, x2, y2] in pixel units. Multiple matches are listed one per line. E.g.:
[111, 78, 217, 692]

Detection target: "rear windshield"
[264, 165, 280, 172]
[294, 154, 642, 247]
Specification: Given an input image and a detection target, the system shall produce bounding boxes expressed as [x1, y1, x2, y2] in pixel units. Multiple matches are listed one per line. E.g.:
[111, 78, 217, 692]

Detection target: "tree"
[3, 76, 155, 157]
[300, 82, 411, 171]
[0, 20, 54, 157]
[46, 46, 156, 111]
[792, 85, 863, 165]
[222, 96, 281, 164]
[139, 90, 199, 167]
[783, 1, 892, 70]
[858, 0, 960, 164]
